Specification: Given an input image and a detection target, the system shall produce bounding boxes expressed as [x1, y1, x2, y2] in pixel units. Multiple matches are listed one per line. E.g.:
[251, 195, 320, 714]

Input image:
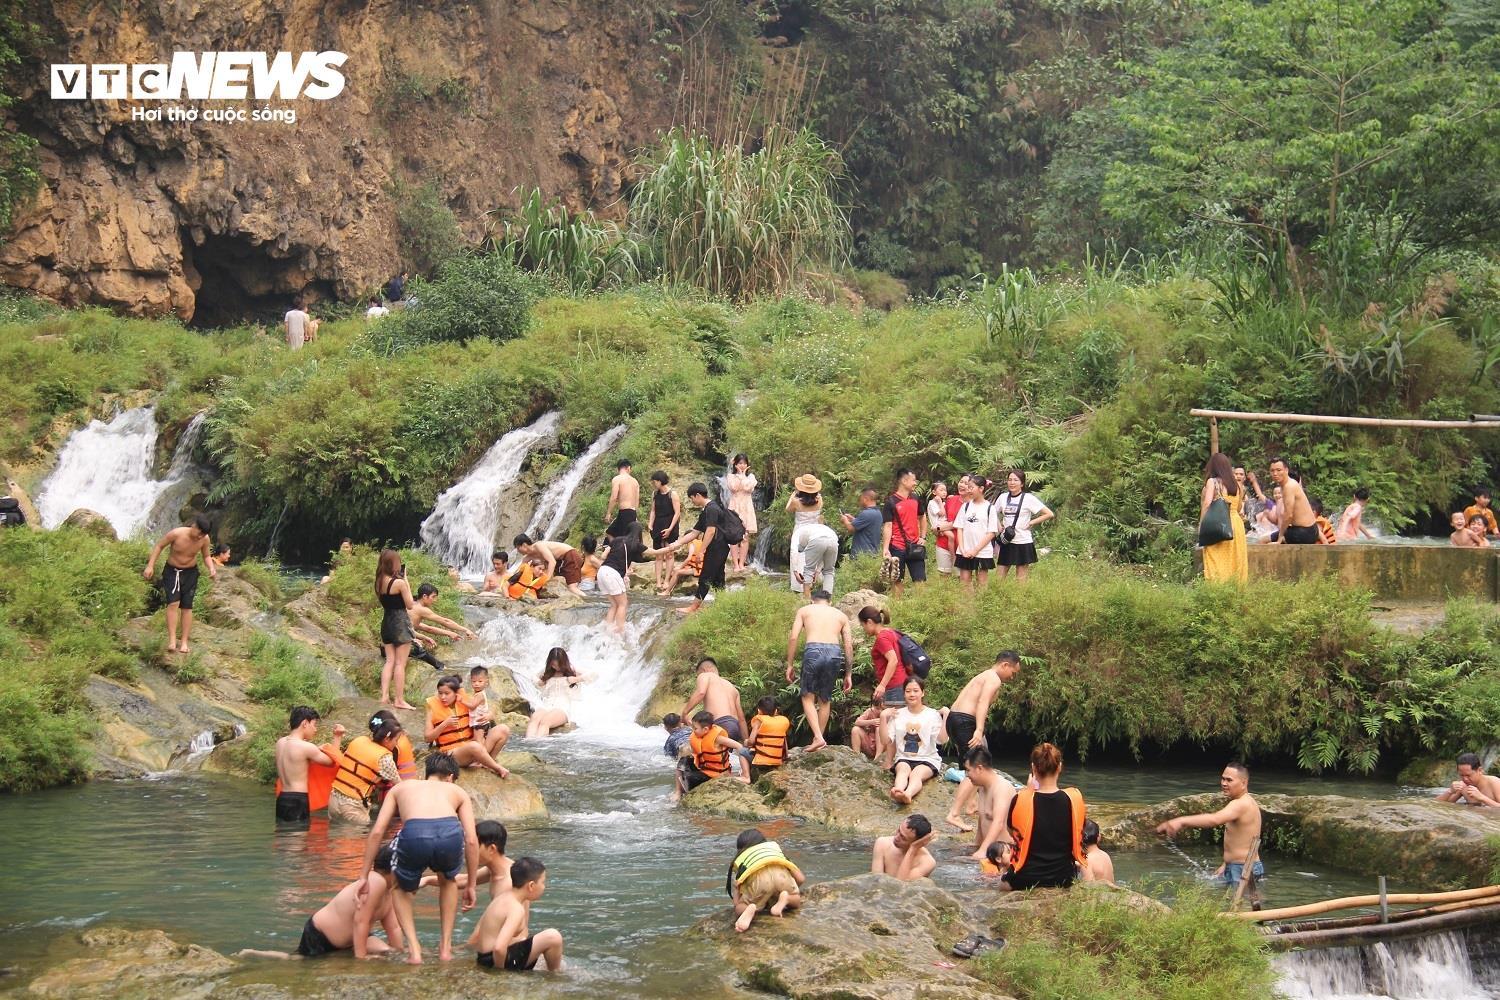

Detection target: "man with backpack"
[650, 482, 742, 616]
[785, 590, 855, 752]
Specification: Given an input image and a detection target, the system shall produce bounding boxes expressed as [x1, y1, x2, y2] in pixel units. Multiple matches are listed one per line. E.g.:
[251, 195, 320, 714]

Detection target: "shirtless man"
[944, 651, 1021, 832]
[513, 535, 586, 597]
[237, 844, 404, 959]
[471, 856, 564, 971]
[1270, 458, 1318, 544]
[871, 815, 936, 881]
[357, 753, 479, 965]
[1436, 752, 1500, 806]
[604, 458, 641, 539]
[680, 657, 747, 742]
[1156, 762, 1264, 904]
[274, 706, 345, 824]
[961, 748, 1016, 862]
[785, 590, 855, 752]
[143, 514, 217, 653]
[483, 552, 510, 593]
[410, 583, 478, 643]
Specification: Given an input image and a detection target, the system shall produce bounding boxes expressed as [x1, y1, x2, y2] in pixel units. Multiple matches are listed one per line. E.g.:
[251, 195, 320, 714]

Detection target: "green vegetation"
[0, 529, 149, 791]
[392, 178, 464, 275]
[0, 9, 39, 236]
[376, 253, 543, 349]
[243, 632, 337, 782]
[669, 565, 1500, 772]
[976, 888, 1274, 1000]
[489, 188, 642, 292]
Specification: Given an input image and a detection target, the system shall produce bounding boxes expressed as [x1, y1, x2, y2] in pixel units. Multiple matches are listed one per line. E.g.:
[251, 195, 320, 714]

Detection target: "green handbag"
[1198, 482, 1235, 546]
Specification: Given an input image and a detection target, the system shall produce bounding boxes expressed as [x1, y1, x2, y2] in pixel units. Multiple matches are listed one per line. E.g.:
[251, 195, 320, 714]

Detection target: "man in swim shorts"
[785, 590, 855, 752]
[235, 845, 403, 960]
[472, 856, 565, 971]
[143, 513, 216, 654]
[680, 656, 747, 742]
[1156, 762, 1264, 906]
[358, 752, 479, 964]
[512, 534, 586, 597]
[605, 458, 640, 538]
[944, 651, 1022, 833]
[274, 705, 345, 824]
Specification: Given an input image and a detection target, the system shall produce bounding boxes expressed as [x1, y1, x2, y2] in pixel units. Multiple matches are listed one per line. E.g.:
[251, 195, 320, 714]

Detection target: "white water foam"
[525, 423, 628, 539]
[1275, 930, 1496, 999]
[145, 410, 209, 536]
[469, 606, 664, 744]
[419, 411, 562, 578]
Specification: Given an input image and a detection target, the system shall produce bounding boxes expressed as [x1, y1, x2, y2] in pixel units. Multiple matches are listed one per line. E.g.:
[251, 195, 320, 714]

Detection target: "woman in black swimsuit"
[376, 548, 417, 710]
[648, 470, 681, 594]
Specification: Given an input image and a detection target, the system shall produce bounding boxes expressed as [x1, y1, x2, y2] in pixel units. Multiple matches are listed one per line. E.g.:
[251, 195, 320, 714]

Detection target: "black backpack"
[0, 496, 24, 527]
[895, 631, 932, 679]
[718, 505, 746, 545]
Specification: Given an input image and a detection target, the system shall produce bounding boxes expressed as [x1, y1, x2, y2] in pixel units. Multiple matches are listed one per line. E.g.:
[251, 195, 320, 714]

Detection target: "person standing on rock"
[1156, 762, 1264, 904]
[943, 651, 1022, 834]
[275, 706, 345, 825]
[143, 513, 216, 655]
[648, 483, 731, 616]
[648, 471, 681, 593]
[871, 814, 936, 881]
[785, 590, 855, 752]
[880, 469, 928, 596]
[284, 300, 310, 351]
[725, 454, 759, 573]
[604, 458, 641, 538]
[375, 549, 418, 710]
[598, 521, 653, 634]
[680, 657, 747, 742]
[513, 535, 587, 597]
[357, 752, 480, 965]
[840, 488, 884, 559]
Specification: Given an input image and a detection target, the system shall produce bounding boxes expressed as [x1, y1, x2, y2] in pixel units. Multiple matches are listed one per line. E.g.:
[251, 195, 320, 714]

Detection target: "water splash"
[1275, 929, 1494, 999]
[37, 407, 208, 538]
[419, 411, 562, 577]
[525, 424, 628, 539]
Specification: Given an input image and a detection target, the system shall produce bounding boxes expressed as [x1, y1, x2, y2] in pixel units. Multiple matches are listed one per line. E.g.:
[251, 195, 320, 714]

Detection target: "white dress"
[535, 676, 578, 717]
[788, 506, 824, 592]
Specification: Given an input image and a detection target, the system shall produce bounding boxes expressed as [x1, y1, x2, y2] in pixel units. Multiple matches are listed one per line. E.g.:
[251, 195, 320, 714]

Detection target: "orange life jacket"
[1316, 516, 1336, 545]
[427, 695, 473, 751]
[691, 724, 730, 776]
[750, 714, 790, 767]
[506, 563, 549, 600]
[393, 732, 417, 781]
[331, 735, 392, 802]
[1008, 786, 1087, 874]
[685, 539, 704, 572]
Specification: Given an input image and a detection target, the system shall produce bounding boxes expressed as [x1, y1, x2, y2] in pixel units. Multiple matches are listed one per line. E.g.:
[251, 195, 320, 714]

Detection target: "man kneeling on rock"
[1437, 752, 1500, 807]
[1156, 761, 1263, 907]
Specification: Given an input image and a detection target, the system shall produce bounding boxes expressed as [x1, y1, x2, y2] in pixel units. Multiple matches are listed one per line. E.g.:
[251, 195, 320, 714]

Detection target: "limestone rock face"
[6, 1, 686, 321]
[685, 745, 960, 837]
[1102, 792, 1500, 887]
[60, 507, 118, 540]
[458, 767, 548, 826]
[25, 926, 233, 998]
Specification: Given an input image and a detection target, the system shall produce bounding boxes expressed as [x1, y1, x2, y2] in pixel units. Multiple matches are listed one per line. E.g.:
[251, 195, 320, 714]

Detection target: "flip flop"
[951, 935, 982, 958]
[953, 935, 1005, 959]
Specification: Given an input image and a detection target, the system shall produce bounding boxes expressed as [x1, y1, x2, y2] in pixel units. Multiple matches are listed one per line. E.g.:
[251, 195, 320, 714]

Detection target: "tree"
[0, 8, 40, 236]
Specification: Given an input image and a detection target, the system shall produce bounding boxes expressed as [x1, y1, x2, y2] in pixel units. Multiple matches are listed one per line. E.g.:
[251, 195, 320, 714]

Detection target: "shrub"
[378, 253, 542, 349]
[392, 178, 463, 274]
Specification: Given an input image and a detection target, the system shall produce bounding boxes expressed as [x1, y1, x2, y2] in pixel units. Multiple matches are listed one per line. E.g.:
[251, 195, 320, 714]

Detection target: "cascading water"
[37, 407, 208, 538]
[1274, 930, 1498, 999]
[748, 525, 776, 572]
[145, 411, 209, 536]
[418, 411, 562, 578]
[524, 423, 628, 539]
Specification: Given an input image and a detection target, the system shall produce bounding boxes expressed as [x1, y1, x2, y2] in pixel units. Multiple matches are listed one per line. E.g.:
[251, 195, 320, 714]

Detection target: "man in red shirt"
[881, 469, 928, 596]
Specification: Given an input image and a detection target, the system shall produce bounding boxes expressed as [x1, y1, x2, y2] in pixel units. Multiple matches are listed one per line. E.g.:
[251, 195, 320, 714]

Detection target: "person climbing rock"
[143, 514, 216, 654]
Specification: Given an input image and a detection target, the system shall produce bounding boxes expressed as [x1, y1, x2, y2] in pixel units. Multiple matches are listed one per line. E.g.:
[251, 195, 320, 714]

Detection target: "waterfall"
[524, 424, 628, 540]
[419, 412, 563, 578]
[145, 411, 210, 537]
[1274, 930, 1495, 999]
[37, 406, 208, 539]
[470, 606, 664, 742]
[748, 525, 776, 572]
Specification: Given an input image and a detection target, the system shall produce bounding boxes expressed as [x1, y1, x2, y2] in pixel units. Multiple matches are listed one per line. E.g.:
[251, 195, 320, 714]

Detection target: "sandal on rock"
[953, 935, 1005, 959]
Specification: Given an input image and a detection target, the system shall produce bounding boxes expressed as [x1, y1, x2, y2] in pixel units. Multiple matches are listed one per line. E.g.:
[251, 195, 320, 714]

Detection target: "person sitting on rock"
[1155, 761, 1263, 906]
[483, 552, 511, 593]
[999, 743, 1087, 892]
[962, 747, 1016, 864]
[425, 674, 511, 777]
[726, 829, 805, 932]
[236, 843, 404, 960]
[1080, 820, 1115, 883]
[676, 710, 750, 799]
[870, 814, 936, 881]
[744, 695, 791, 780]
[1437, 752, 1500, 806]
[848, 693, 886, 761]
[470, 856, 565, 971]
[662, 713, 693, 760]
[410, 582, 478, 646]
[885, 677, 949, 805]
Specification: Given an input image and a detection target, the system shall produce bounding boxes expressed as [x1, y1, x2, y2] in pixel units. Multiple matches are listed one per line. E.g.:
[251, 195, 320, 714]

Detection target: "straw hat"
[794, 474, 822, 494]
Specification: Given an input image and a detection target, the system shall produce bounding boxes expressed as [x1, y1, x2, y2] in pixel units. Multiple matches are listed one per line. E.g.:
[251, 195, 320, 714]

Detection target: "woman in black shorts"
[376, 548, 417, 710]
[649, 470, 681, 592]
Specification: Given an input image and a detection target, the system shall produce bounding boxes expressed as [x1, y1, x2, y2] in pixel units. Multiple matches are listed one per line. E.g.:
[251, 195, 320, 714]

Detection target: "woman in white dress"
[786, 473, 824, 594]
[527, 647, 590, 738]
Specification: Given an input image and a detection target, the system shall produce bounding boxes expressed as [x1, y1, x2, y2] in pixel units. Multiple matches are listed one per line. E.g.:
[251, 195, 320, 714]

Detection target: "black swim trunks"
[477, 936, 539, 970]
[161, 564, 200, 609]
[946, 711, 978, 752]
[1283, 525, 1319, 544]
[607, 508, 637, 538]
[275, 791, 310, 824]
[295, 916, 342, 958]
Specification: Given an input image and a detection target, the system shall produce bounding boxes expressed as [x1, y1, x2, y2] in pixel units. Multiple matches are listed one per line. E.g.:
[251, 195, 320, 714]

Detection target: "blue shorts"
[393, 817, 464, 892]
[1217, 860, 1264, 886]
[800, 643, 845, 701]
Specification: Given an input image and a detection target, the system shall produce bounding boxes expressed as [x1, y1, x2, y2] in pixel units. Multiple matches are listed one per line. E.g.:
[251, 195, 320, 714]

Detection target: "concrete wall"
[1230, 544, 1500, 602]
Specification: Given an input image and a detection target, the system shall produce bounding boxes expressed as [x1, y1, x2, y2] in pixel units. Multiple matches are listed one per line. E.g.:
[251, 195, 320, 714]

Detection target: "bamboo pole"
[1189, 408, 1500, 431]
[1225, 883, 1500, 922]
[1230, 837, 1260, 911]
[1209, 416, 1219, 454]
[1264, 901, 1500, 951]
[1271, 895, 1500, 934]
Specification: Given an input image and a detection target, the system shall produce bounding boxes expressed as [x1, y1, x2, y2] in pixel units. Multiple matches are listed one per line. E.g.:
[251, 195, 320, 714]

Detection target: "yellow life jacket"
[727, 840, 797, 896]
[1009, 786, 1087, 874]
[691, 724, 730, 776]
[751, 714, 790, 767]
[331, 735, 392, 802]
[427, 695, 473, 752]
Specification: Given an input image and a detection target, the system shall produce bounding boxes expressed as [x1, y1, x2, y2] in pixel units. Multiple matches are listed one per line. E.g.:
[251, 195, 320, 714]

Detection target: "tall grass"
[629, 126, 850, 300]
[488, 188, 643, 291]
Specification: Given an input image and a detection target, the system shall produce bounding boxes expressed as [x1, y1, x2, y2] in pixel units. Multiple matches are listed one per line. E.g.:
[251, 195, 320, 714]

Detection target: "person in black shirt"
[648, 482, 729, 616]
[1000, 742, 1087, 891]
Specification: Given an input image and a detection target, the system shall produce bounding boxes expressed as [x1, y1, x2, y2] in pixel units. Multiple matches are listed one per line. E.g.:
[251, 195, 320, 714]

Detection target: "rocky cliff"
[3, 0, 696, 323]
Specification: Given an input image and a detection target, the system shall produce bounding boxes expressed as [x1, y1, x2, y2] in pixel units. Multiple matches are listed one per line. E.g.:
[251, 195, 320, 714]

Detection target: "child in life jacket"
[726, 829, 805, 932]
[676, 711, 749, 800]
[744, 696, 791, 780]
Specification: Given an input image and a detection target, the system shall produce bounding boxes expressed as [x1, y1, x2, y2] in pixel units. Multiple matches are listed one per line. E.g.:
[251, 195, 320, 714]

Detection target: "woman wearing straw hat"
[786, 475, 825, 594]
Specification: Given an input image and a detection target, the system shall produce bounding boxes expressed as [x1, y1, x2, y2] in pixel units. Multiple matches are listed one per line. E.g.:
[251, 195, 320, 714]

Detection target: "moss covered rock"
[59, 507, 118, 540]
[24, 926, 233, 997]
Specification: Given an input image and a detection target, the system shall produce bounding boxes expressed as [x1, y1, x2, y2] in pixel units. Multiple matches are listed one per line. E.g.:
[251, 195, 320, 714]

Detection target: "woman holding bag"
[1200, 452, 1248, 584]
